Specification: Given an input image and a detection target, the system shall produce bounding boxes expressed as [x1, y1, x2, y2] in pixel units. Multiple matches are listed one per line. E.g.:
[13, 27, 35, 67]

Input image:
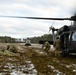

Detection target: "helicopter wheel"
[60, 50, 69, 57]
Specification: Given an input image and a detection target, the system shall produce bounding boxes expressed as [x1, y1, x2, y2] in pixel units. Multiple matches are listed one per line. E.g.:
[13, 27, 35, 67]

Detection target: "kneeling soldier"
[42, 41, 50, 53]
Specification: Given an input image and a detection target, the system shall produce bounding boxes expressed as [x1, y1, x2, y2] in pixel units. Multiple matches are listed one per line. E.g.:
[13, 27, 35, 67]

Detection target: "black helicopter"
[0, 15, 76, 57]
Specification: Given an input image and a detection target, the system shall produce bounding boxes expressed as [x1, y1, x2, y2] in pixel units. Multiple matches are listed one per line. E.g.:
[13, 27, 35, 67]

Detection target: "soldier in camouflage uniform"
[9, 46, 18, 53]
[53, 37, 61, 51]
[7, 45, 10, 50]
[7, 45, 18, 53]
[42, 41, 50, 53]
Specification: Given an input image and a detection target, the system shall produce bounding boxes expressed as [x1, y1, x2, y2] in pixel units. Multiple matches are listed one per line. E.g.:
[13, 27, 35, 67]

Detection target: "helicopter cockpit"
[72, 32, 76, 41]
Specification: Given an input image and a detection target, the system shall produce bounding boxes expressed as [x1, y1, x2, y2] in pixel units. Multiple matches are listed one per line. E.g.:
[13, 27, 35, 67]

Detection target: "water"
[0, 57, 37, 75]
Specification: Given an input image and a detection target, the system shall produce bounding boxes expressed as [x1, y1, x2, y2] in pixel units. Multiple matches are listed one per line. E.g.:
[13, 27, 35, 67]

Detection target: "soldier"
[7, 45, 10, 50]
[53, 37, 61, 51]
[42, 41, 50, 53]
[9, 46, 18, 53]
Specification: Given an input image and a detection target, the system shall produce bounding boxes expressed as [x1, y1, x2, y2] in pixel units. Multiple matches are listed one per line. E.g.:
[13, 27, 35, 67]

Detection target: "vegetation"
[0, 36, 15, 43]
[29, 34, 53, 43]
[0, 34, 53, 43]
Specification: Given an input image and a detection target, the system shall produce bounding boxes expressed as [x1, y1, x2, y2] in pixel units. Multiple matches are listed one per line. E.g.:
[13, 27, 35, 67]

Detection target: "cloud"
[0, 0, 75, 38]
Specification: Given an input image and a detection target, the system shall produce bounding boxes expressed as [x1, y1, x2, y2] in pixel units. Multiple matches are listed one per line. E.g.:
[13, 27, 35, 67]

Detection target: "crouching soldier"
[53, 37, 61, 56]
[53, 37, 61, 50]
[7, 45, 18, 53]
[42, 41, 50, 53]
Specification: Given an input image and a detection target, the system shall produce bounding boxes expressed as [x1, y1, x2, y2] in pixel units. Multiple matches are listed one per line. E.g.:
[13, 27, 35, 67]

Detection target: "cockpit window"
[72, 32, 76, 41]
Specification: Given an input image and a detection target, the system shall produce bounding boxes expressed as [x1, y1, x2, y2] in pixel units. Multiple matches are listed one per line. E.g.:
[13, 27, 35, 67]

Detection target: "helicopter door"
[60, 33, 70, 49]
[64, 33, 70, 49]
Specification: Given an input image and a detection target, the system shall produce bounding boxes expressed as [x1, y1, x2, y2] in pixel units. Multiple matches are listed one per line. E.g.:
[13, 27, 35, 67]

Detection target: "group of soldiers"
[42, 37, 61, 53]
[0, 45, 20, 56]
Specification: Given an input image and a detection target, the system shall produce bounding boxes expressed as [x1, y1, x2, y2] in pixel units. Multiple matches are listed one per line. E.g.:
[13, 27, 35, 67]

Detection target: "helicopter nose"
[71, 15, 76, 21]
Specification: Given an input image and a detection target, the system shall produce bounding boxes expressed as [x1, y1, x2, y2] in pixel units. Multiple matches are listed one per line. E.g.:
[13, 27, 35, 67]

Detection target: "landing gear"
[60, 49, 69, 57]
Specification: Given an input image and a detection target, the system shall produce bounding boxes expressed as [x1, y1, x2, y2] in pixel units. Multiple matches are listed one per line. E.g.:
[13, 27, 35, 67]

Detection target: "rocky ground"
[0, 43, 76, 75]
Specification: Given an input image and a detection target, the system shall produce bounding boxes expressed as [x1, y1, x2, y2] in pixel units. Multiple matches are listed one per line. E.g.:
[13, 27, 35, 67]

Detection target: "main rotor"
[0, 15, 76, 21]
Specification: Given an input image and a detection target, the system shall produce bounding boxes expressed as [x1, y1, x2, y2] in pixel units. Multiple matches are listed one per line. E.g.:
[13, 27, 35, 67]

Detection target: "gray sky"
[0, 0, 76, 38]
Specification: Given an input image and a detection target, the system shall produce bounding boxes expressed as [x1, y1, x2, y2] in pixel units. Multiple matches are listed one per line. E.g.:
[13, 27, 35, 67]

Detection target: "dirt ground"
[0, 43, 76, 75]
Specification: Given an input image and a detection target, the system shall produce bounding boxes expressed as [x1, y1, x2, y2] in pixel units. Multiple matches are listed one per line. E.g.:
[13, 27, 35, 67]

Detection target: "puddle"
[0, 57, 37, 75]
[48, 65, 65, 75]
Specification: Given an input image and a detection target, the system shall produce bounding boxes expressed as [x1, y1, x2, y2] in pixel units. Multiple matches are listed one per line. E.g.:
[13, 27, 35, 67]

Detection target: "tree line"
[0, 34, 53, 43]
[29, 34, 53, 43]
[0, 36, 15, 43]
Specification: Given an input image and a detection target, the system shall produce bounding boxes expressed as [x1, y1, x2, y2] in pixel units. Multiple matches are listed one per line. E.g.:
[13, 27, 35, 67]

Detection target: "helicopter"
[0, 15, 76, 57]
[25, 38, 31, 46]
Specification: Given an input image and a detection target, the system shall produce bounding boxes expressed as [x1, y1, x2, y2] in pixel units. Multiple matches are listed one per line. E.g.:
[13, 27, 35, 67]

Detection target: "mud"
[0, 43, 76, 75]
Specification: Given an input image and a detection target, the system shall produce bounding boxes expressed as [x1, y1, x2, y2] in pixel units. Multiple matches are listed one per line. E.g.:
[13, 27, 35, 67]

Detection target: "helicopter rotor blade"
[0, 15, 75, 21]
[25, 17, 70, 20]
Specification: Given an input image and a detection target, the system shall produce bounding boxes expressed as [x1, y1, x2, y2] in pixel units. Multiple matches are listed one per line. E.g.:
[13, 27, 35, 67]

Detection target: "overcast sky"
[0, 0, 76, 38]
